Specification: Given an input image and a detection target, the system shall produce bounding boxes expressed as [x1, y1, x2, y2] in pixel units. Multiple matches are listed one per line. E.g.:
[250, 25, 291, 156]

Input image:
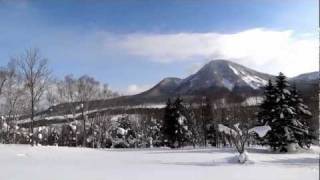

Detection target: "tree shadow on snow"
[246, 147, 274, 154]
[158, 156, 250, 167]
[147, 148, 236, 155]
[261, 157, 319, 166]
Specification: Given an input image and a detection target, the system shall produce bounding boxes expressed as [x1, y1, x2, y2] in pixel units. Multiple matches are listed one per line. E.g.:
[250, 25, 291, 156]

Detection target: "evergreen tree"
[289, 85, 313, 148]
[258, 80, 276, 125]
[258, 73, 313, 151]
[173, 97, 191, 147]
[183, 104, 199, 147]
[162, 98, 176, 147]
[162, 97, 191, 148]
[201, 96, 215, 146]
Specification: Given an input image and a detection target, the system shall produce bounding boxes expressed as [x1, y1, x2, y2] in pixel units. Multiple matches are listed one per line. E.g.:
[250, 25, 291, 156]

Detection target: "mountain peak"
[139, 59, 273, 98]
[202, 59, 233, 69]
[194, 59, 243, 78]
[198, 59, 242, 74]
[207, 59, 233, 64]
[177, 59, 271, 93]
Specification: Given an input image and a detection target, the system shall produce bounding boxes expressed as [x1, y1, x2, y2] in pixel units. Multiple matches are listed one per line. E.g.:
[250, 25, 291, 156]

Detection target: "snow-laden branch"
[218, 124, 237, 136]
[248, 125, 271, 138]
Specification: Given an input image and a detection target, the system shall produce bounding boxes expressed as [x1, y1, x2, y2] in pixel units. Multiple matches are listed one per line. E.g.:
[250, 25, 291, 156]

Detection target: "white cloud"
[124, 84, 152, 95]
[114, 28, 318, 76]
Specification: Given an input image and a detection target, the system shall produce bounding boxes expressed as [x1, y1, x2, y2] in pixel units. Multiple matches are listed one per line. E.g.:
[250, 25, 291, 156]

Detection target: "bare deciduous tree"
[97, 83, 119, 99]
[76, 75, 99, 146]
[1, 59, 27, 143]
[16, 49, 50, 144]
[0, 67, 8, 97]
[55, 74, 105, 146]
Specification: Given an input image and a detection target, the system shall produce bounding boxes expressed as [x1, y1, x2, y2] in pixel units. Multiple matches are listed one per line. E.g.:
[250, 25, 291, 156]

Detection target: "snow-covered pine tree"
[257, 80, 277, 145]
[258, 80, 276, 125]
[258, 73, 313, 152]
[181, 103, 199, 147]
[172, 97, 191, 148]
[200, 96, 213, 146]
[162, 97, 191, 148]
[288, 85, 313, 148]
[162, 98, 176, 148]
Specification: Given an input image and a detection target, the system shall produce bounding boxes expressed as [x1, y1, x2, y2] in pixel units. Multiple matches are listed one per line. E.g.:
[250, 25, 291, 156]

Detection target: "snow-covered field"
[0, 144, 318, 180]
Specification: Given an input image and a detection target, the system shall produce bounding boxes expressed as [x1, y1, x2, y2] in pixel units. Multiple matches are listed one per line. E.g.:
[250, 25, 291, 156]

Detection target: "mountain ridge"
[137, 59, 274, 98]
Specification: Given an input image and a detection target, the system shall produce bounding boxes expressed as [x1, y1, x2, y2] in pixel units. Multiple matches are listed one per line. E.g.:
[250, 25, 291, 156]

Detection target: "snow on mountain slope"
[228, 64, 268, 89]
[229, 64, 240, 75]
[240, 74, 268, 89]
[175, 60, 271, 94]
[139, 77, 182, 97]
[290, 71, 319, 81]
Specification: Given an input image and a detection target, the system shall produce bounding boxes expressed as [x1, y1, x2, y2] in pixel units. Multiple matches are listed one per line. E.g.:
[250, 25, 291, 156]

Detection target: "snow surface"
[0, 144, 318, 180]
[241, 74, 267, 89]
[238, 151, 249, 164]
[229, 65, 240, 75]
[228, 64, 268, 90]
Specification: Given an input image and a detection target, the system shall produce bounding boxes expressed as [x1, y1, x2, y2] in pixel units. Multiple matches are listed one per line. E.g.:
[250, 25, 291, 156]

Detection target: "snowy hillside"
[0, 144, 318, 180]
[291, 71, 319, 81]
[139, 77, 182, 97]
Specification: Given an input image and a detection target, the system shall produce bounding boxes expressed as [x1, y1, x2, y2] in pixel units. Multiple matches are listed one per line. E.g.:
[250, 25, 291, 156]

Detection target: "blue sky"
[0, 0, 318, 94]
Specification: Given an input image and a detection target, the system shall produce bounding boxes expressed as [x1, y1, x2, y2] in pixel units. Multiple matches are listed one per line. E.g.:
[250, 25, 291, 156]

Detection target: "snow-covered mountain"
[139, 77, 182, 97]
[138, 60, 273, 98]
[290, 71, 319, 82]
[288, 71, 318, 98]
[175, 60, 271, 94]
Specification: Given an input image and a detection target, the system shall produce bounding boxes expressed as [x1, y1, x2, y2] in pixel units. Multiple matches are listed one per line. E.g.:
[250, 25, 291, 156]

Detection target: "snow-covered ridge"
[228, 64, 268, 89]
[291, 71, 319, 81]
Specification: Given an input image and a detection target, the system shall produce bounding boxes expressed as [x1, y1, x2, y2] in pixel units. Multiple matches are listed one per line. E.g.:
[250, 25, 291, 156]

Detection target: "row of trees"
[0, 113, 162, 148]
[0, 48, 119, 145]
